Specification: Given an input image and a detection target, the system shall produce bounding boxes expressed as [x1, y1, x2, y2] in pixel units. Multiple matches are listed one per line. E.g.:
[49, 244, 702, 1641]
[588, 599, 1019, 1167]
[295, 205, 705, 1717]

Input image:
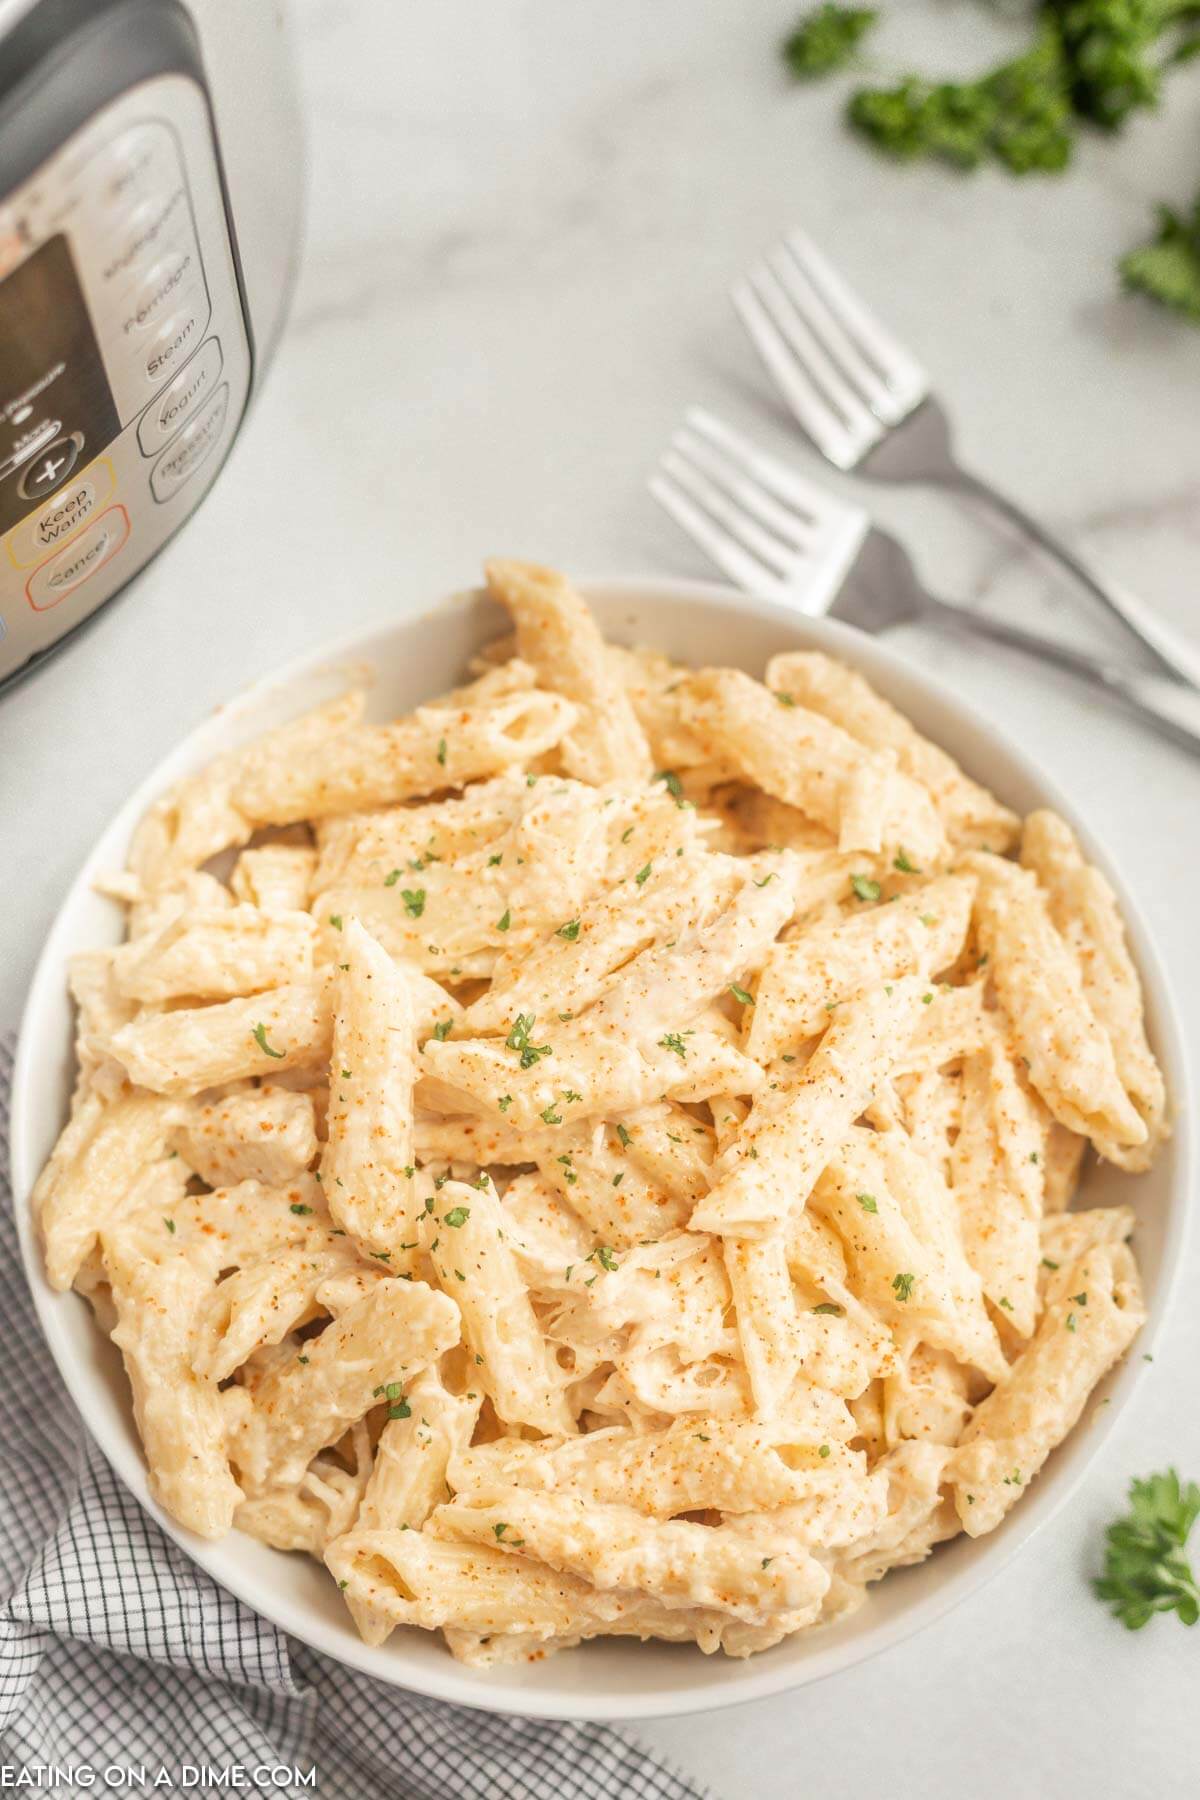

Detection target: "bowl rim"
[9, 574, 1193, 1721]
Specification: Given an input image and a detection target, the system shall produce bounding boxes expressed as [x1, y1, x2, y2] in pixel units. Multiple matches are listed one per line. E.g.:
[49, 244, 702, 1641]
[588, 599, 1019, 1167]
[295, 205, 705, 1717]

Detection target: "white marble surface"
[3, 1, 1200, 1792]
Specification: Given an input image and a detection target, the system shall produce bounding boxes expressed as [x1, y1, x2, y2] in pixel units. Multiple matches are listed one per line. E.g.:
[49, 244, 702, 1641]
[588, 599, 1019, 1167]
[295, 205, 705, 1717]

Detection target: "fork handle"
[919, 593, 1200, 757]
[945, 469, 1200, 690]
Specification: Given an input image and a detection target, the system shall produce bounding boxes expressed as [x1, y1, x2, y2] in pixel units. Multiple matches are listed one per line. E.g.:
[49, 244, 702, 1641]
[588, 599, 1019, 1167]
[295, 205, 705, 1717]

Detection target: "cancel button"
[150, 383, 229, 502]
[138, 336, 223, 457]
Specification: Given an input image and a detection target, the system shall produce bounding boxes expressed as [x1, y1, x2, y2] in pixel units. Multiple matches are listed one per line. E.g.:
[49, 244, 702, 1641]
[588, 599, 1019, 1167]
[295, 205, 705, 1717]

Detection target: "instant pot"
[0, 0, 302, 687]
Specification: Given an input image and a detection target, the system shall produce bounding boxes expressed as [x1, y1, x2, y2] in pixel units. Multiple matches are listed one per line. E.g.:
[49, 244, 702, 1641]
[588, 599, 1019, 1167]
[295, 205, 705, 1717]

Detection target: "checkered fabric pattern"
[0, 1036, 710, 1799]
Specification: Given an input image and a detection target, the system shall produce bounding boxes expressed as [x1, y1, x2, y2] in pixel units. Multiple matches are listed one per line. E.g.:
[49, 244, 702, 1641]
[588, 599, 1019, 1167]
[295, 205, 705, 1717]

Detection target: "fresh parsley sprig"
[783, 5, 877, 80]
[1094, 1469, 1200, 1629]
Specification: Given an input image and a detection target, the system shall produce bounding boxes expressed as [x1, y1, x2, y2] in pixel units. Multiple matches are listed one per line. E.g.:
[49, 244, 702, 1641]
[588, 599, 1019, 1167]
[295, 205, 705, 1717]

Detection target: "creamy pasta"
[33, 561, 1163, 1665]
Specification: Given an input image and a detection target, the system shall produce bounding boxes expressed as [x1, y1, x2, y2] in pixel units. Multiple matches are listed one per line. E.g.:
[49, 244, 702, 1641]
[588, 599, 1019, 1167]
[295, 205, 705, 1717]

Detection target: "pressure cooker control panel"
[0, 72, 251, 684]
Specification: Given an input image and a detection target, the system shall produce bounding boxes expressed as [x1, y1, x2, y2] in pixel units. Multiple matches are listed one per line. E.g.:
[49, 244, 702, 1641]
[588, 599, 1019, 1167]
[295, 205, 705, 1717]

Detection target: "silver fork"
[651, 408, 1200, 756]
[734, 226, 1200, 692]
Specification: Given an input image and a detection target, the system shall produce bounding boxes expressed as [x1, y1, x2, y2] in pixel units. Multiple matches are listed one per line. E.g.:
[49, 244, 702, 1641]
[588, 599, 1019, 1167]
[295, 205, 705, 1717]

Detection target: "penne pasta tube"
[230, 1278, 460, 1494]
[234, 688, 578, 825]
[692, 979, 927, 1239]
[949, 1241, 1144, 1535]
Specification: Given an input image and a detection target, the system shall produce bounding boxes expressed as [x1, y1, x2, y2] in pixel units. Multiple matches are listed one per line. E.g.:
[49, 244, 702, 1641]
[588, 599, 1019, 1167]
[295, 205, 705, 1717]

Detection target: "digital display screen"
[0, 233, 119, 535]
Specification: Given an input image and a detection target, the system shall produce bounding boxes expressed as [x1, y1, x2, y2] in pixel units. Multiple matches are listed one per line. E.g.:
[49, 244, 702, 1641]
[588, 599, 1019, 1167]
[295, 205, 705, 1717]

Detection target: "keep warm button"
[25, 505, 130, 611]
[150, 383, 229, 502]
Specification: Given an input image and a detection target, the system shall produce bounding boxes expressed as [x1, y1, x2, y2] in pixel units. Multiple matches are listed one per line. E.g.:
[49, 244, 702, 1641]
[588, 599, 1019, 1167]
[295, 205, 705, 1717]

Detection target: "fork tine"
[649, 472, 788, 600]
[732, 278, 865, 472]
[768, 241, 897, 422]
[672, 427, 821, 553]
[783, 226, 929, 418]
[685, 408, 866, 538]
[756, 249, 883, 441]
[660, 449, 797, 579]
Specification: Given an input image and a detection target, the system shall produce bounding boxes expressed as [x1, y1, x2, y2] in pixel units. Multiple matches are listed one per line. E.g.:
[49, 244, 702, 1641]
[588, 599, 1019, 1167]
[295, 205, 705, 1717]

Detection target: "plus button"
[18, 434, 82, 502]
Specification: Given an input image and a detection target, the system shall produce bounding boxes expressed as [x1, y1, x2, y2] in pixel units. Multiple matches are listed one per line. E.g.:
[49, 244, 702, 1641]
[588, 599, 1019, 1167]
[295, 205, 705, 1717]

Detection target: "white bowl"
[10, 579, 1191, 1721]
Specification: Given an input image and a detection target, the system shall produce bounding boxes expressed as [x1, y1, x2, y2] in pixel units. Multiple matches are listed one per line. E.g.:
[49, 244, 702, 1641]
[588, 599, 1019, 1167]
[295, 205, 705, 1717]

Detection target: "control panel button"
[25, 504, 129, 611]
[6, 456, 115, 568]
[142, 298, 209, 392]
[95, 122, 180, 212]
[138, 336, 222, 456]
[120, 248, 200, 339]
[101, 184, 190, 288]
[150, 383, 228, 502]
[17, 432, 83, 502]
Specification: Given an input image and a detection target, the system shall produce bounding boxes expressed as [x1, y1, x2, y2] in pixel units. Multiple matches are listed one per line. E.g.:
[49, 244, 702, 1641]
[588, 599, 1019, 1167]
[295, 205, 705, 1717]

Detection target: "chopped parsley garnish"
[775, 690, 796, 707]
[496, 908, 512, 931]
[857, 1193, 878, 1213]
[432, 1017, 454, 1041]
[635, 862, 652, 886]
[443, 1206, 470, 1228]
[754, 873, 775, 888]
[659, 1031, 692, 1059]
[587, 1244, 619, 1273]
[252, 1022, 285, 1059]
[436, 737, 447, 766]
[556, 918, 582, 941]
[289, 1202, 313, 1216]
[818, 1443, 832, 1458]
[163, 1218, 176, 1234]
[654, 768, 684, 799]
[498, 1094, 513, 1112]
[488, 852, 503, 866]
[892, 1271, 916, 1302]
[384, 869, 401, 886]
[329, 914, 343, 931]
[616, 1124, 632, 1148]
[812, 1302, 843, 1316]
[506, 1012, 552, 1068]
[850, 874, 882, 902]
[401, 888, 426, 919]
[729, 982, 755, 1006]
[540, 1103, 562, 1125]
[893, 850, 921, 874]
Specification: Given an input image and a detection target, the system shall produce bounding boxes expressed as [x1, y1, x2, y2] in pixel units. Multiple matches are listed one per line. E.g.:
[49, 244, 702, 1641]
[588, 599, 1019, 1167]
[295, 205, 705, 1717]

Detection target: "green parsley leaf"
[329, 914, 343, 931]
[892, 1271, 916, 1302]
[401, 888, 426, 919]
[506, 1011, 552, 1068]
[436, 737, 447, 766]
[289, 1202, 313, 1216]
[432, 1017, 453, 1041]
[496, 908, 512, 932]
[384, 869, 401, 886]
[812, 1302, 843, 1316]
[556, 918, 581, 941]
[857, 1193, 878, 1213]
[635, 862, 652, 886]
[616, 1124, 632, 1148]
[540, 1103, 562, 1125]
[443, 1206, 470, 1228]
[1121, 195, 1200, 323]
[850, 874, 882, 902]
[775, 690, 796, 706]
[1094, 1469, 1200, 1630]
[252, 1022, 285, 1059]
[658, 1031, 692, 1059]
[893, 850, 921, 874]
[653, 768, 684, 799]
[754, 873, 775, 888]
[782, 2, 877, 79]
[818, 1443, 832, 1458]
[163, 1218, 176, 1234]
[498, 1094, 513, 1112]
[729, 982, 755, 1005]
